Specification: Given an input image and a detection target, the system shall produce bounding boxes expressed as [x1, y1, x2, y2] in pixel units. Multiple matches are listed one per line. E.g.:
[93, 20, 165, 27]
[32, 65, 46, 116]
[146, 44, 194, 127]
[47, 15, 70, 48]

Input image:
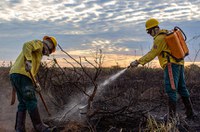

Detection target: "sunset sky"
[0, 0, 200, 67]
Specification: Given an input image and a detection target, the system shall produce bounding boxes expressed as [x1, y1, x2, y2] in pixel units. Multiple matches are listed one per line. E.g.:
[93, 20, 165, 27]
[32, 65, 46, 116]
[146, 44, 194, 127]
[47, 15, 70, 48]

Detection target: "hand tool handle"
[29, 71, 51, 116]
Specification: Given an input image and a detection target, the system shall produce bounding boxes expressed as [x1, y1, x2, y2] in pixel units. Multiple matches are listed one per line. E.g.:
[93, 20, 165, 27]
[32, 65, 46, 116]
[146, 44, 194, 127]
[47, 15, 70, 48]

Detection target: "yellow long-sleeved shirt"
[10, 40, 43, 79]
[138, 29, 184, 69]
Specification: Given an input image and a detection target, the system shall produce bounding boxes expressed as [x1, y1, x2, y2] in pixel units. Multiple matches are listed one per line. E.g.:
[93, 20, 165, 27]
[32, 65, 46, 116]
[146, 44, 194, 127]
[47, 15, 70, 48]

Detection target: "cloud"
[81, 39, 132, 53]
[0, 0, 200, 66]
[1, 1, 199, 26]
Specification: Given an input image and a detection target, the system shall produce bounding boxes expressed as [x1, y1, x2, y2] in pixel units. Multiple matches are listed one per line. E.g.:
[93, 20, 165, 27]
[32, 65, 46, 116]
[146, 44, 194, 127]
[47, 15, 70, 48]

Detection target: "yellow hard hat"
[145, 18, 159, 30]
[43, 36, 57, 52]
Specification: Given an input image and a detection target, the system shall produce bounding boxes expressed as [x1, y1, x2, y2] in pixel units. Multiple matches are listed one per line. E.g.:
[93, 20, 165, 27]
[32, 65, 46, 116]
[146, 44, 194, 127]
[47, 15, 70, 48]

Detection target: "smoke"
[51, 68, 128, 123]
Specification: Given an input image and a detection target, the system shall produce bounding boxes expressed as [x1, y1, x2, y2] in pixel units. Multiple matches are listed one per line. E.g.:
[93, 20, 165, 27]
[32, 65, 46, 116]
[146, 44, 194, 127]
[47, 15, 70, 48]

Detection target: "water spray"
[54, 44, 131, 121]
[53, 67, 129, 122]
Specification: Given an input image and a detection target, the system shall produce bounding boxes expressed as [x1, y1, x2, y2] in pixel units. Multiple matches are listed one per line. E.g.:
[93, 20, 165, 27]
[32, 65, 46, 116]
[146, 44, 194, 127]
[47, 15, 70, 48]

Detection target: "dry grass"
[142, 114, 179, 132]
[1, 65, 200, 131]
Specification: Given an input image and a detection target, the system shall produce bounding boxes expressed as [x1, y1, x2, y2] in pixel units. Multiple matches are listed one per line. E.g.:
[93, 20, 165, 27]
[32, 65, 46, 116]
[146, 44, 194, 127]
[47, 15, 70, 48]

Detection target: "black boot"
[181, 97, 195, 119]
[15, 111, 26, 132]
[29, 107, 57, 132]
[168, 99, 176, 120]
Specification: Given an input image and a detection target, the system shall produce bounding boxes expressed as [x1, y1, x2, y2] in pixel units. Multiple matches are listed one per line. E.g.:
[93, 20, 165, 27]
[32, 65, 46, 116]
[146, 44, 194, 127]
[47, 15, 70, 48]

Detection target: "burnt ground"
[0, 65, 200, 132]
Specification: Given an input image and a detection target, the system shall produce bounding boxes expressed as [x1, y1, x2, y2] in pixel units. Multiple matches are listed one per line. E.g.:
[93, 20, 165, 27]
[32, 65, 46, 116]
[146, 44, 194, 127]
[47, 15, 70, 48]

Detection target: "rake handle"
[29, 71, 51, 116]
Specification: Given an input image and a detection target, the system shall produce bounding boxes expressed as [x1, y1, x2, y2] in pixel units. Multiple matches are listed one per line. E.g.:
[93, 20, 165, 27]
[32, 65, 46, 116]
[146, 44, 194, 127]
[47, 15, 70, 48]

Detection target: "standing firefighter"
[129, 18, 195, 120]
[9, 36, 57, 132]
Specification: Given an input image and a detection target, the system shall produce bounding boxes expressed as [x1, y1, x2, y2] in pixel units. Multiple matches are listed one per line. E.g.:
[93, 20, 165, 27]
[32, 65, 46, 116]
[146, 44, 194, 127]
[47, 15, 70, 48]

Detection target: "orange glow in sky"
[1, 49, 200, 68]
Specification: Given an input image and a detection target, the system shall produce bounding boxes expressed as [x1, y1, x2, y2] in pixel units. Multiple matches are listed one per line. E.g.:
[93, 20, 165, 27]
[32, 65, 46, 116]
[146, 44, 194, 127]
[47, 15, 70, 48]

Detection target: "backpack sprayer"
[165, 26, 189, 61]
[165, 26, 189, 90]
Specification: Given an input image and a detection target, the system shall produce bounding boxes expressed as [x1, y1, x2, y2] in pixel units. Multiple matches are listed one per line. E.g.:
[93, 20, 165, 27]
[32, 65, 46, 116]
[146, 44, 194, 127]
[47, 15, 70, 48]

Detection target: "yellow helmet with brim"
[43, 36, 57, 53]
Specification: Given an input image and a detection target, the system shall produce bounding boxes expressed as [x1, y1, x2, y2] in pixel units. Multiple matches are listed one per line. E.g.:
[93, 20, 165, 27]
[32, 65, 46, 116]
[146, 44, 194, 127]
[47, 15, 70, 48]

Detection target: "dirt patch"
[0, 68, 36, 131]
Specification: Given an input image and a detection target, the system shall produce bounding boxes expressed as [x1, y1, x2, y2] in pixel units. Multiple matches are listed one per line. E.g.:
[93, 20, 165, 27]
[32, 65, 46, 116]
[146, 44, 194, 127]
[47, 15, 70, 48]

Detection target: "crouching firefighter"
[129, 18, 196, 120]
[9, 36, 58, 132]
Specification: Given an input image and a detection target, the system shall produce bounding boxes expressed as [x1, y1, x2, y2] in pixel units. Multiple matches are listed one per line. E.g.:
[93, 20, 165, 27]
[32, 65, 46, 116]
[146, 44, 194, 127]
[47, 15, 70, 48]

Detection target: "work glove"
[35, 82, 42, 92]
[25, 60, 32, 72]
[130, 60, 139, 68]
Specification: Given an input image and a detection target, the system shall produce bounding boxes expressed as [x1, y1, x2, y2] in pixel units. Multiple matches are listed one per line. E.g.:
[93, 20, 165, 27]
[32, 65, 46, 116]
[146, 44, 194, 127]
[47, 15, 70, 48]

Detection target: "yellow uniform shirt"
[10, 40, 43, 79]
[138, 29, 184, 69]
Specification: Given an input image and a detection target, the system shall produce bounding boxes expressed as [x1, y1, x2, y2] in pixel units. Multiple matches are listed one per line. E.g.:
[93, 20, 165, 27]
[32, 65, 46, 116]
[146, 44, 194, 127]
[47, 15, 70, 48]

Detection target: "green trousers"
[164, 63, 190, 102]
[10, 73, 37, 112]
